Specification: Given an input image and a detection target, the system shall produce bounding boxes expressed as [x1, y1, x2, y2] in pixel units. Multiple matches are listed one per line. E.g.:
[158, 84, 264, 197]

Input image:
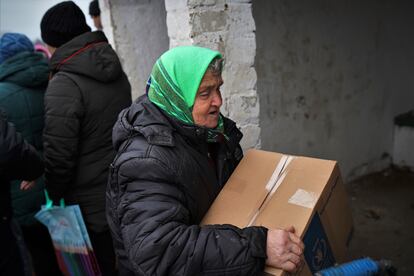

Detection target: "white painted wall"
[393, 126, 414, 170]
[98, 0, 115, 47]
[164, 0, 193, 48]
[165, 0, 261, 150]
[100, 0, 169, 100]
[253, 1, 414, 179]
[393, 111, 414, 170]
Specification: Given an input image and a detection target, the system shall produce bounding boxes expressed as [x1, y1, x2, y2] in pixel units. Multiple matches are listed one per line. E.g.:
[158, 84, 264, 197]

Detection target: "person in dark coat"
[0, 114, 44, 276]
[40, 1, 132, 275]
[89, 0, 103, 30]
[106, 46, 304, 276]
[0, 32, 61, 276]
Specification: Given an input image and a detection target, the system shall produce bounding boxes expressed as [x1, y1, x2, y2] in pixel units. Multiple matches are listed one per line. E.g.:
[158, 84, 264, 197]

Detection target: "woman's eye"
[200, 91, 209, 97]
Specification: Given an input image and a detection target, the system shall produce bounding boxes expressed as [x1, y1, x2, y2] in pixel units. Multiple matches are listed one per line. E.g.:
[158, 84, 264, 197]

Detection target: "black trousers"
[21, 223, 62, 276]
[0, 219, 24, 276]
[89, 229, 118, 276]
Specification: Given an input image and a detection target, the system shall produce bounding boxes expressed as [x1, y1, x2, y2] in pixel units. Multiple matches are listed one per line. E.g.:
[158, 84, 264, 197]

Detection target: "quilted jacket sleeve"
[43, 74, 84, 202]
[117, 156, 268, 276]
[0, 116, 44, 181]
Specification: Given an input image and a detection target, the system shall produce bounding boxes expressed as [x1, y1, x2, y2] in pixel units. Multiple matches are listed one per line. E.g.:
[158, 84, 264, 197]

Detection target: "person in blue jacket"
[0, 113, 44, 275]
[0, 32, 61, 275]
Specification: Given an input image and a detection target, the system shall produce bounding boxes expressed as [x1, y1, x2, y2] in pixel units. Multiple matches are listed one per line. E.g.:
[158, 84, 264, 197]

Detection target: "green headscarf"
[148, 46, 225, 142]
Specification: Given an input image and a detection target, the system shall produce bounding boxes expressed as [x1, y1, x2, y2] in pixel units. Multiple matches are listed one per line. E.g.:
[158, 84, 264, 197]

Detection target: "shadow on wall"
[252, 0, 414, 180]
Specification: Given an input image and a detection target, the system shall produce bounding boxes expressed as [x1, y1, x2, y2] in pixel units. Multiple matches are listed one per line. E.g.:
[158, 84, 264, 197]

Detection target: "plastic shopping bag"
[35, 191, 101, 276]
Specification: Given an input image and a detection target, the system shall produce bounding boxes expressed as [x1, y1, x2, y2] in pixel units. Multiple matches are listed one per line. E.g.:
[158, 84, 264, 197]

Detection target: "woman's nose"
[212, 90, 222, 107]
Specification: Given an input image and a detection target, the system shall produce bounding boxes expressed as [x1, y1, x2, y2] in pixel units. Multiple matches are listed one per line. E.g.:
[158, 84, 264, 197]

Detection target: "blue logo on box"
[303, 213, 335, 273]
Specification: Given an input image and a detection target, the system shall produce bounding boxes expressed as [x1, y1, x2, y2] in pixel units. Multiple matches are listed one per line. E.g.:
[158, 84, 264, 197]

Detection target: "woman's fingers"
[289, 243, 304, 256]
[20, 180, 35, 191]
[266, 228, 306, 273]
[281, 260, 299, 273]
[289, 232, 305, 251]
[285, 225, 295, 233]
[282, 252, 302, 265]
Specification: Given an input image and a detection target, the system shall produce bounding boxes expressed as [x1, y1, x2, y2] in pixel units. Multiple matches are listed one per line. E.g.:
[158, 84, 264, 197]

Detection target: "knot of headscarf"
[147, 46, 226, 143]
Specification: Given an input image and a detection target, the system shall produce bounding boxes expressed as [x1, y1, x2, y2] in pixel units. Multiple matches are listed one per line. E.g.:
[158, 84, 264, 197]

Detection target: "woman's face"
[192, 70, 223, 128]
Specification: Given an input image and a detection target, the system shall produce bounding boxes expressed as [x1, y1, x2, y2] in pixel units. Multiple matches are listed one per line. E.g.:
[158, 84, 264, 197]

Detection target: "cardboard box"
[201, 149, 353, 275]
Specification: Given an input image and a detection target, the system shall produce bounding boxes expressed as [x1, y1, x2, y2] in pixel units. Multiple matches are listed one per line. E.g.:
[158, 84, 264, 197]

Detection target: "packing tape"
[247, 210, 260, 227]
[265, 155, 295, 191]
[265, 155, 286, 191]
[270, 171, 287, 196]
[247, 155, 295, 226]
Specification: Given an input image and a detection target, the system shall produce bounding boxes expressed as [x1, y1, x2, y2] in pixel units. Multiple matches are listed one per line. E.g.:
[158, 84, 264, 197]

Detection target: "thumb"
[285, 225, 295, 233]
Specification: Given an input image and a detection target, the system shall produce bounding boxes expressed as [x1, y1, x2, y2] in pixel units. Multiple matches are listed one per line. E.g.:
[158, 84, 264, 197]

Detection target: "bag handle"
[44, 190, 65, 208]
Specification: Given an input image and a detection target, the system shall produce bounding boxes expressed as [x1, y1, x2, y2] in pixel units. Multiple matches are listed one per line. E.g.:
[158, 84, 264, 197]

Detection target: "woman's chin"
[205, 119, 219, 129]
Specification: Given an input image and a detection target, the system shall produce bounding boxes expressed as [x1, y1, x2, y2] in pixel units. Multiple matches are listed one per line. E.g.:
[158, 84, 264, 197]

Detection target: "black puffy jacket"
[0, 114, 44, 219]
[44, 31, 131, 232]
[107, 95, 267, 275]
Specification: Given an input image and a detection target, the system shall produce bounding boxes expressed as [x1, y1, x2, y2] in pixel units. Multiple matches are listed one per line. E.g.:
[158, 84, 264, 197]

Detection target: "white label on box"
[288, 189, 318, 209]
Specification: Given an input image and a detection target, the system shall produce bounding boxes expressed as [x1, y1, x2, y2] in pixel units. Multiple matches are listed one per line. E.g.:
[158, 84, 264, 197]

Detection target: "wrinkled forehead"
[198, 70, 224, 92]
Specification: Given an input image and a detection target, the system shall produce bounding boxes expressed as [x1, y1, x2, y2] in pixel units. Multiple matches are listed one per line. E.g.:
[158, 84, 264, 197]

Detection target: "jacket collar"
[50, 31, 107, 72]
[48, 31, 122, 83]
[143, 96, 243, 152]
[114, 95, 242, 151]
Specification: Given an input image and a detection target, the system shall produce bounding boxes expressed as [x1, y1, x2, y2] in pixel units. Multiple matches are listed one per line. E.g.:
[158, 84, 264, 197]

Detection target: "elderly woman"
[107, 46, 304, 275]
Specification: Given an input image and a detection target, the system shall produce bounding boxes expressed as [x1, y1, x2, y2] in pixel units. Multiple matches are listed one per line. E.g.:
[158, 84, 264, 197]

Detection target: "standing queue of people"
[0, 1, 131, 275]
[0, 1, 304, 276]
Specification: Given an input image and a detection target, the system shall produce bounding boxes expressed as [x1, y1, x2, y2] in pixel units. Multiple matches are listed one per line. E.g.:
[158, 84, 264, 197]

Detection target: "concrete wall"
[165, 0, 193, 48]
[99, 0, 115, 46]
[253, 1, 414, 179]
[165, 0, 261, 149]
[100, 0, 169, 100]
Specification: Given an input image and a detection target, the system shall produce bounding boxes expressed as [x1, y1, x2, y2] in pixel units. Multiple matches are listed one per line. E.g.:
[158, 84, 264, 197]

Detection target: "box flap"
[201, 150, 286, 227]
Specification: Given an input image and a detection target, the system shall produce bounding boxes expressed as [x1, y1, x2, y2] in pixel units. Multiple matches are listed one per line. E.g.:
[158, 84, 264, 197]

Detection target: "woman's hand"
[20, 180, 36, 191]
[265, 226, 305, 273]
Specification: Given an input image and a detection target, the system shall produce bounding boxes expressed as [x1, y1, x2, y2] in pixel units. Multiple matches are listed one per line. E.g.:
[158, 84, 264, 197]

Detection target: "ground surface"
[347, 168, 414, 276]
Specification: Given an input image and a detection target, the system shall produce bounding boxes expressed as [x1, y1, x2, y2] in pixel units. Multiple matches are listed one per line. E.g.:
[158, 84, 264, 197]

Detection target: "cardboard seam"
[265, 155, 288, 191]
[247, 155, 293, 226]
[247, 210, 260, 227]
